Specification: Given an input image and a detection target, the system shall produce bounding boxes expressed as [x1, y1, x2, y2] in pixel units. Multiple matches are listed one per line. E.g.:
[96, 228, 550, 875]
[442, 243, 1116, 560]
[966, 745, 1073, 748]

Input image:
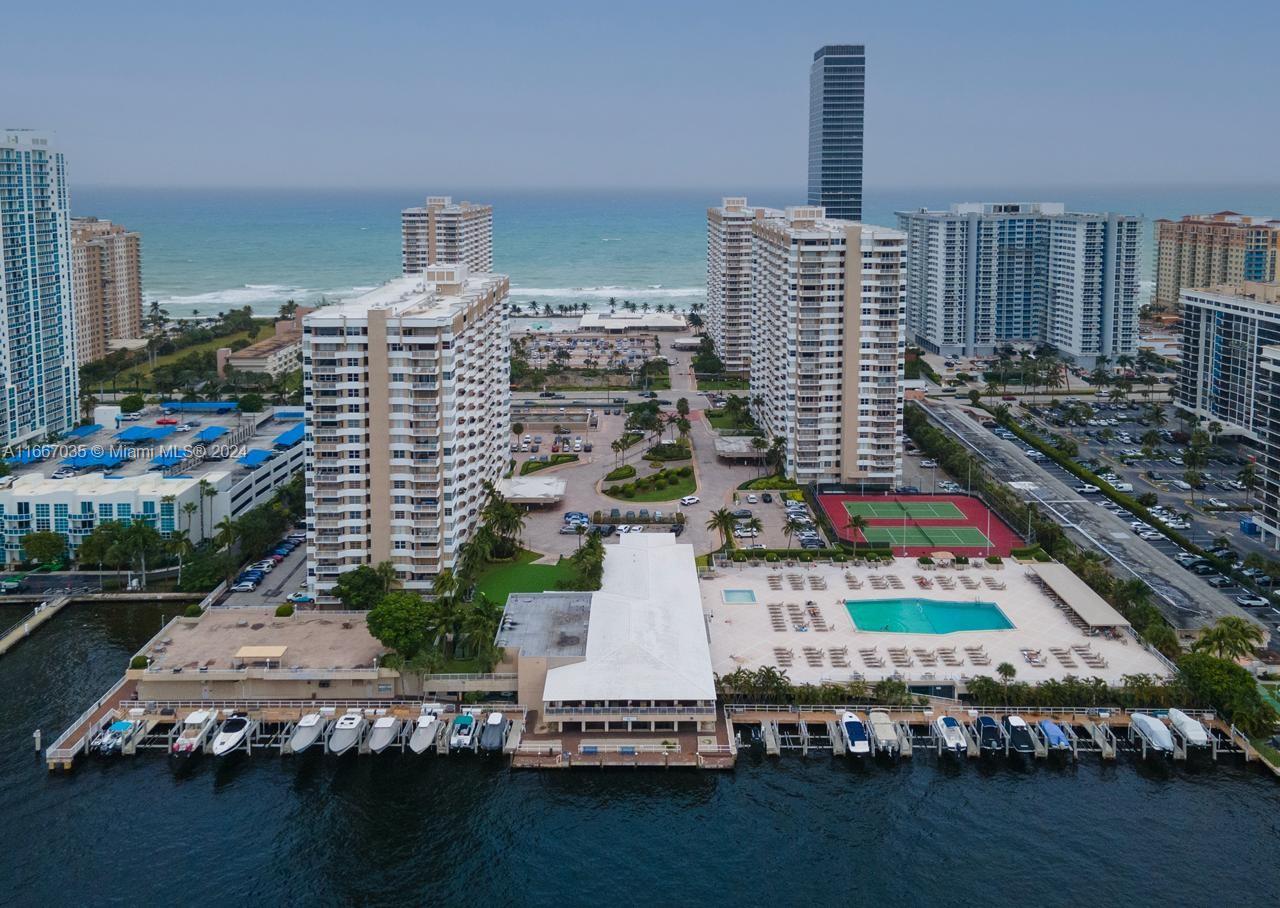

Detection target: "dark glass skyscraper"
[807, 45, 865, 222]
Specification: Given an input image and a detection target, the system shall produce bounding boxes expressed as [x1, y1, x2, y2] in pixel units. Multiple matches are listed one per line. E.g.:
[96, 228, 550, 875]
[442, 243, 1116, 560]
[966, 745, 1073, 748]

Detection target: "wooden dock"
[0, 596, 71, 657]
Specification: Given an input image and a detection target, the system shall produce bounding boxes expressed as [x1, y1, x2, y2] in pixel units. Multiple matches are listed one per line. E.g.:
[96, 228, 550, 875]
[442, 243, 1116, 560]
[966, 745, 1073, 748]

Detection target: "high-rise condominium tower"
[706, 197, 781, 373]
[303, 265, 509, 602]
[898, 203, 1140, 366]
[71, 217, 143, 365]
[750, 207, 905, 487]
[401, 197, 493, 275]
[808, 45, 865, 222]
[1154, 212, 1280, 311]
[0, 130, 78, 443]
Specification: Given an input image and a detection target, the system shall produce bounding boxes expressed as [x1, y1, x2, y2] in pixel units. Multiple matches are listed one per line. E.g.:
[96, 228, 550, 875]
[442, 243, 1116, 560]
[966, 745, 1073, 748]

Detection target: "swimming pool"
[722, 589, 758, 604]
[846, 598, 1014, 634]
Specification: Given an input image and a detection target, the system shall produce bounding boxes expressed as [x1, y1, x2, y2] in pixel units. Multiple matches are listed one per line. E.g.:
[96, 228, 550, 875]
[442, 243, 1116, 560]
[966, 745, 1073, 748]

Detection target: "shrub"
[832, 553, 847, 563]
[605, 465, 636, 481]
[765, 552, 779, 562]
[985, 555, 1002, 564]
[679, 466, 693, 477]
[129, 655, 149, 669]
[918, 556, 934, 565]
[732, 551, 747, 563]
[799, 552, 813, 563]
[275, 602, 295, 617]
[183, 603, 203, 618]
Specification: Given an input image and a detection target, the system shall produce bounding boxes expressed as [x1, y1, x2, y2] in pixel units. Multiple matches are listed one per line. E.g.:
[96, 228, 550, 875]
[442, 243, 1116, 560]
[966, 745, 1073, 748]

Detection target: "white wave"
[509, 285, 704, 300]
[147, 282, 381, 316]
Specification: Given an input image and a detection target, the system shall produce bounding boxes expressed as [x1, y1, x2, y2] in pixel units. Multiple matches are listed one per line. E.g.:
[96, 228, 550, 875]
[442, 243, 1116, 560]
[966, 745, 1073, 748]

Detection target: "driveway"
[220, 543, 308, 609]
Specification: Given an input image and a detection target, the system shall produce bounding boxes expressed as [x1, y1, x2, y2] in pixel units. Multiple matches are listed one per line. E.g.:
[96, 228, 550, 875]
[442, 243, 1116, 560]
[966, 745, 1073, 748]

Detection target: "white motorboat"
[170, 710, 215, 761]
[286, 713, 327, 754]
[368, 716, 401, 754]
[449, 712, 477, 750]
[868, 710, 899, 753]
[478, 711, 509, 753]
[1167, 709, 1209, 748]
[838, 711, 871, 755]
[211, 712, 252, 756]
[328, 713, 366, 755]
[934, 715, 967, 754]
[1130, 713, 1175, 753]
[93, 719, 141, 757]
[409, 709, 443, 754]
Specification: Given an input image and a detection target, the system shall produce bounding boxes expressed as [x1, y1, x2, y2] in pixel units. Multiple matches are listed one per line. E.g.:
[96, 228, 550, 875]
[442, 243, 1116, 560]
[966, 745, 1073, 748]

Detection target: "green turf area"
[859, 525, 994, 548]
[473, 550, 577, 603]
[844, 500, 966, 520]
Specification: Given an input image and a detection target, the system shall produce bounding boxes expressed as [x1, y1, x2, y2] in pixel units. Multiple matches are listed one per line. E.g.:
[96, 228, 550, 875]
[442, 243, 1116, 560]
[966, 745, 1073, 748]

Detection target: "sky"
[8, 0, 1279, 190]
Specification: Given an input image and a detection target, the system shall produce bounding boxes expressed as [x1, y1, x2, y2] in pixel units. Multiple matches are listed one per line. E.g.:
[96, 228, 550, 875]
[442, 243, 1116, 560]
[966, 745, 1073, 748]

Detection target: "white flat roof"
[542, 533, 716, 703]
[1027, 562, 1131, 629]
[6, 470, 231, 497]
[578, 311, 686, 330]
[308, 271, 506, 322]
[498, 475, 566, 503]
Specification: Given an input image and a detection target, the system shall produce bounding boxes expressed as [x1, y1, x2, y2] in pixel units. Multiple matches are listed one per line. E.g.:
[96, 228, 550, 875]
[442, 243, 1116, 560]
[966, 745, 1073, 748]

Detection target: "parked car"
[1236, 594, 1270, 607]
[920, 459, 938, 468]
[288, 591, 314, 603]
[232, 581, 258, 593]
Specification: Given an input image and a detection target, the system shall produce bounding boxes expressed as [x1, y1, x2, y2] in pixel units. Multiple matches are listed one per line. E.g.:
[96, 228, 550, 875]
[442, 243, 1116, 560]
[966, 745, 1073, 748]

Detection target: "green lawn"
[706, 410, 756, 432]
[696, 377, 749, 390]
[135, 323, 279, 382]
[473, 550, 577, 603]
[520, 453, 578, 475]
[605, 469, 697, 503]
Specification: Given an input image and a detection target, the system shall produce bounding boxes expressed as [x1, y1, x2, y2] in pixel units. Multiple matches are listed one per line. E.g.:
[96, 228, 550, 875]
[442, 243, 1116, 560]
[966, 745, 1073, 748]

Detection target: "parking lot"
[219, 536, 308, 609]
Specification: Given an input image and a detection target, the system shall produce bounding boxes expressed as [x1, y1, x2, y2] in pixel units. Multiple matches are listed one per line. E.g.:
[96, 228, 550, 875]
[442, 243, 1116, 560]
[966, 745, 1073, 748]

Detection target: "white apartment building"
[0, 130, 79, 444]
[750, 207, 905, 487]
[898, 203, 1140, 366]
[401, 197, 493, 275]
[1045, 213, 1141, 367]
[706, 197, 781, 373]
[303, 266, 510, 600]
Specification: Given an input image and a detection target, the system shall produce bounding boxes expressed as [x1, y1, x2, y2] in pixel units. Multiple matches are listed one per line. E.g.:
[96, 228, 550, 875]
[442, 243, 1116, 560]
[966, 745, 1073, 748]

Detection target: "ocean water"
[72, 184, 1280, 319]
[3, 603, 1280, 905]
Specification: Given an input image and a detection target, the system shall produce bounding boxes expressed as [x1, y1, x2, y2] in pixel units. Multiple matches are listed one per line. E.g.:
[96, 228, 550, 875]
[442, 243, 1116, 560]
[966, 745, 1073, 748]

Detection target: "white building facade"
[750, 207, 905, 487]
[0, 130, 79, 444]
[898, 203, 1140, 366]
[304, 266, 510, 600]
[401, 197, 493, 275]
[706, 197, 780, 373]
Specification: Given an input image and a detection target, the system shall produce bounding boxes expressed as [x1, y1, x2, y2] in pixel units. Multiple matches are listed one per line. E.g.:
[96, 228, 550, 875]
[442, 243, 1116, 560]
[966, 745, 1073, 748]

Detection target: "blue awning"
[160, 400, 239, 412]
[5, 450, 44, 466]
[238, 448, 273, 467]
[195, 426, 228, 442]
[116, 426, 175, 442]
[273, 423, 305, 448]
[68, 424, 101, 439]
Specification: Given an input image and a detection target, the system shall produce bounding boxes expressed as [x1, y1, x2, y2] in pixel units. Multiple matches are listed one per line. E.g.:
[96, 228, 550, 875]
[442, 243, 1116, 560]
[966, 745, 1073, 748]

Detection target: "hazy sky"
[9, 0, 1278, 189]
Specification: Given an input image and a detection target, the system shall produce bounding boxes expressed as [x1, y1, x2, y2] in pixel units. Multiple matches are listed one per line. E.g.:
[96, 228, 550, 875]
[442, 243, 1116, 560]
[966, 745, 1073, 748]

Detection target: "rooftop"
[578, 311, 686, 331]
[703, 561, 1170, 688]
[307, 268, 506, 322]
[541, 533, 716, 704]
[143, 607, 384, 673]
[496, 592, 592, 658]
[229, 330, 301, 359]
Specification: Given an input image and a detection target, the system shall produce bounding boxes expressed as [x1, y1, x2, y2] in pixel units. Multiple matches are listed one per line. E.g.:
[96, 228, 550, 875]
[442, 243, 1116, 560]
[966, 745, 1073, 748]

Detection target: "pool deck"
[703, 561, 1171, 688]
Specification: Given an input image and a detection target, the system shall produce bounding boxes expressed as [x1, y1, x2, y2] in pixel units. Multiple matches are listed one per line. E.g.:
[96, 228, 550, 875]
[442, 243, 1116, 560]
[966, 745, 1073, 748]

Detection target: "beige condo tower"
[401, 196, 493, 275]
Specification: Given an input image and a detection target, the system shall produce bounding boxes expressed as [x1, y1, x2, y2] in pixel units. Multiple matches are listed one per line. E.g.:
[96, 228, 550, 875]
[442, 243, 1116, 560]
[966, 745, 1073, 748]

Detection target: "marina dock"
[0, 596, 71, 657]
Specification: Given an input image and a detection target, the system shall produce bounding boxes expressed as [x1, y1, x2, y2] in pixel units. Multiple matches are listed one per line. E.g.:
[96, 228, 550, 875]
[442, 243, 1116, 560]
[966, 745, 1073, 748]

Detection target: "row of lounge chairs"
[766, 602, 834, 633]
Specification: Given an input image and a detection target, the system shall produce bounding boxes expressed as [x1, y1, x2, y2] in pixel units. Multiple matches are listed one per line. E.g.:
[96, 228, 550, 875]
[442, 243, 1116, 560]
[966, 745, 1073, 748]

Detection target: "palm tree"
[705, 508, 735, 551]
[181, 501, 199, 536]
[373, 560, 398, 595]
[168, 530, 194, 584]
[750, 436, 768, 476]
[995, 661, 1016, 700]
[1192, 616, 1263, 661]
[212, 516, 237, 552]
[1239, 462, 1258, 505]
[845, 513, 868, 551]
[783, 516, 806, 550]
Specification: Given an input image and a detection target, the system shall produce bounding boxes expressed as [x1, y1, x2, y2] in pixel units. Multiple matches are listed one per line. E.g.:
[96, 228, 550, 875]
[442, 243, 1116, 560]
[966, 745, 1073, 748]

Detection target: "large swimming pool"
[846, 598, 1014, 634]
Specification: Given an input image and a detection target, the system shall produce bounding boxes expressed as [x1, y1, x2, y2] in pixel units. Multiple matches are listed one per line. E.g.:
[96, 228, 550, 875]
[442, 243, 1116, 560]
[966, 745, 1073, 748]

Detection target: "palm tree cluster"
[715, 667, 913, 706]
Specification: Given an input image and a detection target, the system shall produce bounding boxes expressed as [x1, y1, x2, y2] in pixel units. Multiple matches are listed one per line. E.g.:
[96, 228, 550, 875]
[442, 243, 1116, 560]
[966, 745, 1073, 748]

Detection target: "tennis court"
[859, 525, 995, 548]
[843, 499, 966, 520]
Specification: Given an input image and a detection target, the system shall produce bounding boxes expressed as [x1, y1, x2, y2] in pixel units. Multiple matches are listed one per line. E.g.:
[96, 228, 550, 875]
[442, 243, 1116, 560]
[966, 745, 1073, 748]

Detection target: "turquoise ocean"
[72, 185, 1280, 319]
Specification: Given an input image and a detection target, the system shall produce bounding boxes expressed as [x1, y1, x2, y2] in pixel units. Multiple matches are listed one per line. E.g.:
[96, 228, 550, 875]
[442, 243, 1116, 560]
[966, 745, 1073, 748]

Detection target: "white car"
[1208, 498, 1229, 508]
[920, 459, 938, 468]
[746, 494, 758, 504]
[231, 581, 257, 593]
[679, 496, 699, 506]
[1139, 531, 1163, 540]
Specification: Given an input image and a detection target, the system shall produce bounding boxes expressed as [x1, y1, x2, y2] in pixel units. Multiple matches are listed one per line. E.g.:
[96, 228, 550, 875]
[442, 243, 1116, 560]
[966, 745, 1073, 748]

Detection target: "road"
[925, 398, 1263, 634]
[221, 543, 308, 608]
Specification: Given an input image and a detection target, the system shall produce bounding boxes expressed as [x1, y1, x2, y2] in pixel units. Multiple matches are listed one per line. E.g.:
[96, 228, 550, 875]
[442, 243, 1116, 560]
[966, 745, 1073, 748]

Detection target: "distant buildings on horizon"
[808, 44, 865, 222]
[71, 216, 143, 366]
[401, 196, 493, 276]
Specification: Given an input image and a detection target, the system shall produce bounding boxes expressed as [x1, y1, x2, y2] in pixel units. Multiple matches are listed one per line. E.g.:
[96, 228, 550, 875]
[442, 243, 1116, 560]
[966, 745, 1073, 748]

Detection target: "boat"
[478, 711, 510, 753]
[1168, 709, 1210, 748]
[286, 713, 327, 754]
[368, 716, 401, 754]
[449, 713, 477, 750]
[935, 715, 967, 754]
[838, 711, 871, 755]
[975, 715, 1003, 753]
[170, 710, 215, 761]
[211, 712, 251, 756]
[1037, 719, 1071, 751]
[868, 710, 898, 753]
[1003, 715, 1035, 754]
[1131, 713, 1175, 753]
[93, 719, 139, 757]
[328, 713, 366, 755]
[409, 708, 443, 754]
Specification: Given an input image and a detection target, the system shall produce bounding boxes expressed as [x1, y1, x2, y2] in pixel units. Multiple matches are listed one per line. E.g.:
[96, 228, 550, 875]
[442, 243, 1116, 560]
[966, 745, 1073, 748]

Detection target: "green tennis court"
[844, 500, 966, 520]
[859, 525, 994, 548]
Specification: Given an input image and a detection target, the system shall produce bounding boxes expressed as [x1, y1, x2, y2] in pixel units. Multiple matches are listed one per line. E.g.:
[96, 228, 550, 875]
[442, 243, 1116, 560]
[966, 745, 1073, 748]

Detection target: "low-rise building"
[219, 308, 312, 378]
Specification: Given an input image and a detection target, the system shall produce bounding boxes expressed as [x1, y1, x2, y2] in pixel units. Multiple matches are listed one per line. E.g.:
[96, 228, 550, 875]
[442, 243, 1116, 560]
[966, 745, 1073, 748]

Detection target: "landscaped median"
[603, 465, 696, 502]
[519, 453, 578, 475]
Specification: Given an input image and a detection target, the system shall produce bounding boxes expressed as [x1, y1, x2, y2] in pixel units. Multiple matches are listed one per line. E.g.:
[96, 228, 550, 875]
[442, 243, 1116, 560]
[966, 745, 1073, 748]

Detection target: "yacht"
[368, 716, 401, 754]
[1168, 709, 1209, 748]
[868, 710, 899, 755]
[975, 715, 1003, 753]
[328, 713, 366, 755]
[449, 712, 477, 750]
[478, 712, 510, 753]
[170, 710, 215, 761]
[409, 708, 444, 754]
[1002, 715, 1036, 755]
[1131, 713, 1174, 754]
[286, 713, 327, 754]
[838, 711, 871, 755]
[935, 715, 967, 754]
[211, 713, 252, 756]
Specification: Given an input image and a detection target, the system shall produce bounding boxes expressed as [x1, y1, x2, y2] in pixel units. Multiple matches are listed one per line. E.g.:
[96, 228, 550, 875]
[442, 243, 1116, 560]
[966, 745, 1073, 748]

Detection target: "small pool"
[722, 589, 758, 604]
[846, 598, 1013, 634]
